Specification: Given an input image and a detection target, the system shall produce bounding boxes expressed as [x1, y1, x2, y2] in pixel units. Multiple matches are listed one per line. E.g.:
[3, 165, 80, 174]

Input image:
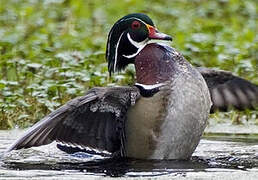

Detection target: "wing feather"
[197, 67, 258, 112]
[7, 86, 140, 156]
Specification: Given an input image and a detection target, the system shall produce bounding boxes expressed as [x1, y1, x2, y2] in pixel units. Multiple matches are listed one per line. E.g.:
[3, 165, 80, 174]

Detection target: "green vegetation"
[0, 0, 257, 129]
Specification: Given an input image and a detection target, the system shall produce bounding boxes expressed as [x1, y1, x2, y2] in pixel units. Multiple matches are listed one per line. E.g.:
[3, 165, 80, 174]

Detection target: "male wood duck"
[7, 13, 258, 159]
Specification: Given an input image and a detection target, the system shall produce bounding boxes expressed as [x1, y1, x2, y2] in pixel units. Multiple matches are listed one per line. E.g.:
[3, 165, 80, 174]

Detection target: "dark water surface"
[0, 129, 258, 179]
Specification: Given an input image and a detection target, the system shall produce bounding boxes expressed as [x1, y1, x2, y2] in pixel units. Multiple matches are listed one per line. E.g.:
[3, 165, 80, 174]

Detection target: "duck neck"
[134, 43, 176, 86]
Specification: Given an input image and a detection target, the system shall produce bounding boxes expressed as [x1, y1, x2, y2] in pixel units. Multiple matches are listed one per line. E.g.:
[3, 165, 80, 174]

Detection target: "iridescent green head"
[106, 13, 172, 74]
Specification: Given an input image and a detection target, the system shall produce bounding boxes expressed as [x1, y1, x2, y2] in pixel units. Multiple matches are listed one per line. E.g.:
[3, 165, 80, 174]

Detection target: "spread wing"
[197, 67, 258, 112]
[7, 86, 140, 156]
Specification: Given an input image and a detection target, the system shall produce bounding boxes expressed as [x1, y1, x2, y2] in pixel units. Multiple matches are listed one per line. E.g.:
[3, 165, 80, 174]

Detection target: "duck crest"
[106, 13, 172, 75]
[106, 13, 154, 74]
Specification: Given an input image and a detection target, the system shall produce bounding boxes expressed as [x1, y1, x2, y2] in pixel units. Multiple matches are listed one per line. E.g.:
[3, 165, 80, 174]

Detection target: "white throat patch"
[123, 33, 148, 59]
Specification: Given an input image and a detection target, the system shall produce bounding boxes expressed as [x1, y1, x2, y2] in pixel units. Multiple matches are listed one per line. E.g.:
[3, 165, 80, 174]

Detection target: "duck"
[7, 13, 258, 160]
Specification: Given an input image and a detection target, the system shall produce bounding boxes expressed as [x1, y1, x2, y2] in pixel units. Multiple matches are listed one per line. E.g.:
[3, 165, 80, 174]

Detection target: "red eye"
[131, 21, 141, 30]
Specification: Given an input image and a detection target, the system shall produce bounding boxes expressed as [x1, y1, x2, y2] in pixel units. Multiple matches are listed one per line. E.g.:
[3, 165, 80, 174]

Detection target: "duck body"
[7, 13, 257, 160]
[126, 43, 211, 159]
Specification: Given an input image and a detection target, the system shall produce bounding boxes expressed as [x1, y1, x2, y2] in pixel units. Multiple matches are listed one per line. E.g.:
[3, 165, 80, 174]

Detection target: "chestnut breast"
[135, 43, 184, 85]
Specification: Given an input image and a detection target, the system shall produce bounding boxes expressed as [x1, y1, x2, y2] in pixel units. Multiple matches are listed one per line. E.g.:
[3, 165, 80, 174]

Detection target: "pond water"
[0, 128, 258, 180]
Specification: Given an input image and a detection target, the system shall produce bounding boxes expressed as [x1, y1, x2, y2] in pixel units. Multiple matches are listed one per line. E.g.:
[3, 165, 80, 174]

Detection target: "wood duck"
[7, 13, 258, 160]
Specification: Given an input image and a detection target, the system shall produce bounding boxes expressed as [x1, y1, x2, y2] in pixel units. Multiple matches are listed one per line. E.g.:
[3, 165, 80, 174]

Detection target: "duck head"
[106, 13, 172, 74]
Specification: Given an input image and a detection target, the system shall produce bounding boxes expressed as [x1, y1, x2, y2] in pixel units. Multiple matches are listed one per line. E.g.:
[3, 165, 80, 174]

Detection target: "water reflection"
[3, 155, 258, 177]
[3, 156, 211, 177]
[0, 130, 258, 179]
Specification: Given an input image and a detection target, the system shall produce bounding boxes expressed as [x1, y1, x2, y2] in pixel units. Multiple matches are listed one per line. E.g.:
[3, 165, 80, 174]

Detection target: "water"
[0, 129, 258, 179]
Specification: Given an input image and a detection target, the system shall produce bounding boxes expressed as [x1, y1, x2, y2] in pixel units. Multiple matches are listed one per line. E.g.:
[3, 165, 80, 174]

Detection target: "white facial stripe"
[122, 33, 148, 59]
[109, 17, 153, 71]
[135, 83, 165, 90]
[122, 50, 141, 59]
[127, 33, 148, 48]
[113, 31, 125, 72]
[108, 17, 148, 58]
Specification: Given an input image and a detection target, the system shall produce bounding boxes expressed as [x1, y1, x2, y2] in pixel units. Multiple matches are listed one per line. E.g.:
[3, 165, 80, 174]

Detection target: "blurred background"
[0, 0, 257, 129]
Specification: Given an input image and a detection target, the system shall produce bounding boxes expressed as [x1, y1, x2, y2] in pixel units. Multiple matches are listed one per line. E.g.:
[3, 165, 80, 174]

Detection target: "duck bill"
[147, 24, 172, 41]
